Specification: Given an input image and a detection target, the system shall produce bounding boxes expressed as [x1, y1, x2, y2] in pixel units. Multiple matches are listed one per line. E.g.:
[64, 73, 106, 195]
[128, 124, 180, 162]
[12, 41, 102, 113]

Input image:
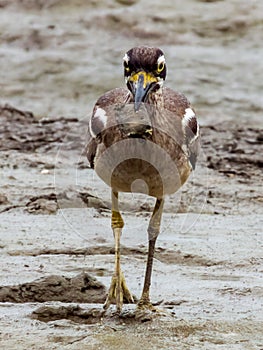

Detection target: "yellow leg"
[103, 191, 134, 313]
[137, 198, 164, 311]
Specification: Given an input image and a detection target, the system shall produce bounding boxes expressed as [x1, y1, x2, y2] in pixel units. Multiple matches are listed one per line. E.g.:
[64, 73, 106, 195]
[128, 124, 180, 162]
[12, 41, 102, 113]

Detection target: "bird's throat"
[115, 103, 153, 139]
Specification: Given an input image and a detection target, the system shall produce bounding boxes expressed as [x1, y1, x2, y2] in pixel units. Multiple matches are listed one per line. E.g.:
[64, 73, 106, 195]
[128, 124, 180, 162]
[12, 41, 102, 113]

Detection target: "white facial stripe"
[123, 53, 130, 63]
[157, 78, 164, 86]
[157, 55, 165, 65]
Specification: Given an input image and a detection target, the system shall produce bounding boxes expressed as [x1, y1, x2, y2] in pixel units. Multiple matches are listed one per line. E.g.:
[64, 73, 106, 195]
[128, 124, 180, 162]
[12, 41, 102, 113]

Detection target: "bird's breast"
[95, 136, 190, 197]
[94, 102, 191, 197]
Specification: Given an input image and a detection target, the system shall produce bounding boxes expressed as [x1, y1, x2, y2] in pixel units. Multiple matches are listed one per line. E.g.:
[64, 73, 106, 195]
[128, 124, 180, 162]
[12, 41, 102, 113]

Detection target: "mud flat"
[0, 0, 263, 349]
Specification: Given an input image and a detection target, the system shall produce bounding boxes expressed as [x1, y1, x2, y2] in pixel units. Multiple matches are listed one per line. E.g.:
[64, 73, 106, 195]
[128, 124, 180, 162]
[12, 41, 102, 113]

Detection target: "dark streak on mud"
[8, 245, 220, 267]
[202, 124, 263, 179]
[1, 105, 262, 182]
[0, 104, 82, 152]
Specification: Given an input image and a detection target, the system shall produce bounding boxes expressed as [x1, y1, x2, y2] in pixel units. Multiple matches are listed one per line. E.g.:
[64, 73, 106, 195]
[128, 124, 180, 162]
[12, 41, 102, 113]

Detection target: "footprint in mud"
[31, 304, 105, 324]
[31, 304, 173, 324]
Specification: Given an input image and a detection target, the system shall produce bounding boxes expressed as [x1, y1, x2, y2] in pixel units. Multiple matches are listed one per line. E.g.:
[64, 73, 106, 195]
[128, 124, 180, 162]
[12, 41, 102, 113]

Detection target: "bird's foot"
[136, 298, 157, 312]
[103, 271, 134, 313]
[135, 296, 158, 321]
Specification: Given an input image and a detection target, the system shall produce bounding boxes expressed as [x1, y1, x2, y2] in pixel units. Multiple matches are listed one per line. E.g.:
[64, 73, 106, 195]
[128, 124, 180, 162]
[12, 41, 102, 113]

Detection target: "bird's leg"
[137, 198, 164, 311]
[103, 190, 134, 313]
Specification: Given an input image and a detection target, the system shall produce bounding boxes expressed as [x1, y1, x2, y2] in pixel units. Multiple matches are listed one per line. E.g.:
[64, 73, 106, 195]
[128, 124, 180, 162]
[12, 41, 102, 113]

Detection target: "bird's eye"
[123, 61, 130, 72]
[157, 62, 165, 73]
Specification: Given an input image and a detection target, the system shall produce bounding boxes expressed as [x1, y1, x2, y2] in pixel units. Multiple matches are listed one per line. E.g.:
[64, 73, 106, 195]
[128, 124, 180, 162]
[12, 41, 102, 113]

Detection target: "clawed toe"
[135, 296, 160, 320]
[103, 272, 134, 313]
[135, 308, 154, 321]
[135, 301, 157, 321]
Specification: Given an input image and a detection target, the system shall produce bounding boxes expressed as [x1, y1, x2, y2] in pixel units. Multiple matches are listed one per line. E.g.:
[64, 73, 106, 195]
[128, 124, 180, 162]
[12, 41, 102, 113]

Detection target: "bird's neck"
[148, 87, 164, 108]
[127, 87, 164, 108]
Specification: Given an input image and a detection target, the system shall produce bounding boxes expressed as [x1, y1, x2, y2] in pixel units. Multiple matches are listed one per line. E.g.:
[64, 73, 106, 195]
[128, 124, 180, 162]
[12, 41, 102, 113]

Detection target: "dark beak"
[134, 74, 150, 112]
[128, 71, 158, 112]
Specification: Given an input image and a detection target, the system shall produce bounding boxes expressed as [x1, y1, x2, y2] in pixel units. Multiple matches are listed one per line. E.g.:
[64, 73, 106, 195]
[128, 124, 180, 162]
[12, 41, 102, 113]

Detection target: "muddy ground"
[0, 0, 263, 349]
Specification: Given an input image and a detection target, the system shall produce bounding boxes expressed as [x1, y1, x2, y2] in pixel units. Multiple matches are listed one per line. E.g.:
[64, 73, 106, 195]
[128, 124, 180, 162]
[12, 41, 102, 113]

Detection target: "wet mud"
[0, 273, 106, 304]
[0, 0, 263, 349]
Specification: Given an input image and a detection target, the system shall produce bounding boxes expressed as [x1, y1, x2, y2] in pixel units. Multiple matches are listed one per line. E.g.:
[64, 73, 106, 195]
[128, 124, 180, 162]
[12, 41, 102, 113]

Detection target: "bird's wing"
[163, 87, 200, 170]
[87, 87, 130, 168]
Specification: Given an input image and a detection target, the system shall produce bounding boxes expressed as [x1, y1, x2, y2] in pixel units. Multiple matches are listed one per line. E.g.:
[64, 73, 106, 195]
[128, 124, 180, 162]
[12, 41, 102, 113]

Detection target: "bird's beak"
[128, 71, 158, 112]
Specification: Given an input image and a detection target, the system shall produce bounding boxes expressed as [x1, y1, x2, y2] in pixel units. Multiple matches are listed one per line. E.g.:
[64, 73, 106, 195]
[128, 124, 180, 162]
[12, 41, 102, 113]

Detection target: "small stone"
[0, 194, 9, 205]
[41, 169, 50, 174]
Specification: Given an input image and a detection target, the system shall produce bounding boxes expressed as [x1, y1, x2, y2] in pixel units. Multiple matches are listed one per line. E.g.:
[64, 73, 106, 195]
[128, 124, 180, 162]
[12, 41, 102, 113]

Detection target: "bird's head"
[123, 46, 166, 111]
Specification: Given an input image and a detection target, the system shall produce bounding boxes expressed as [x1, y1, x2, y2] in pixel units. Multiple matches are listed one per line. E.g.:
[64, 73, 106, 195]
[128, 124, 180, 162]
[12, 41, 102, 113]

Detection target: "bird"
[87, 46, 200, 315]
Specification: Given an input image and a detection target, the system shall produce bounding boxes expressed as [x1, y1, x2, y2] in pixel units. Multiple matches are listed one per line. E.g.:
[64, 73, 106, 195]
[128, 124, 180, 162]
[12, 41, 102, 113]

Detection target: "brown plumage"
[87, 46, 200, 315]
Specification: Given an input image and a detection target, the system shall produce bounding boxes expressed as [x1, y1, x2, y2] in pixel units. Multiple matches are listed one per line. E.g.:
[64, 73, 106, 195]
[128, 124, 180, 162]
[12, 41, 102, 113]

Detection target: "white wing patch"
[182, 107, 199, 142]
[89, 117, 96, 138]
[181, 108, 200, 169]
[94, 107, 107, 125]
[183, 108, 195, 123]
[89, 107, 108, 138]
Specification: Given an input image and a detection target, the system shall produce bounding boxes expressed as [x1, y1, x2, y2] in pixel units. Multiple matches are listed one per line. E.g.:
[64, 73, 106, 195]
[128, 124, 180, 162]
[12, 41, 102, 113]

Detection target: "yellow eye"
[157, 62, 165, 73]
[124, 61, 130, 72]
